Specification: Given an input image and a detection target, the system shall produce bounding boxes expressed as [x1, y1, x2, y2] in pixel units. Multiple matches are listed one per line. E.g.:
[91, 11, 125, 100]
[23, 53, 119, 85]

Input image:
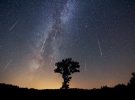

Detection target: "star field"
[0, 0, 135, 89]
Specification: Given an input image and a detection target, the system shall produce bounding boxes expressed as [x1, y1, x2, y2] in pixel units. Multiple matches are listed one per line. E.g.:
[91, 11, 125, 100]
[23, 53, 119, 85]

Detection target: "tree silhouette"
[54, 58, 80, 89]
[128, 72, 135, 88]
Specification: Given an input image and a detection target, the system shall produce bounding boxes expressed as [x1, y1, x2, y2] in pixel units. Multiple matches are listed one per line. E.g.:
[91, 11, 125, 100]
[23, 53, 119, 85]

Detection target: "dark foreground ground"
[0, 83, 135, 98]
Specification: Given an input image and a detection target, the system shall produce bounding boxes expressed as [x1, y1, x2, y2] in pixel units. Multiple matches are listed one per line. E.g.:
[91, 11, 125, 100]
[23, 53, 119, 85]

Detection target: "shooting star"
[3, 59, 13, 71]
[97, 38, 103, 56]
[9, 20, 18, 31]
[40, 35, 47, 55]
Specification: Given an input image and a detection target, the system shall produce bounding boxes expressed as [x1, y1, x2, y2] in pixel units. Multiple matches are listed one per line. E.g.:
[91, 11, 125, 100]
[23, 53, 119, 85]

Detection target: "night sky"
[0, 0, 135, 89]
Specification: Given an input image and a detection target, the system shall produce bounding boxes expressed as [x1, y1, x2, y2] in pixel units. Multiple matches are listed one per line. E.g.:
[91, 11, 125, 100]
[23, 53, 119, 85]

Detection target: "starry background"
[0, 0, 135, 89]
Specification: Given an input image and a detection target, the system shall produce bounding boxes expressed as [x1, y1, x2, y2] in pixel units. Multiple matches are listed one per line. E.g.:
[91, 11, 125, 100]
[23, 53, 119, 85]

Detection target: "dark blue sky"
[0, 0, 135, 89]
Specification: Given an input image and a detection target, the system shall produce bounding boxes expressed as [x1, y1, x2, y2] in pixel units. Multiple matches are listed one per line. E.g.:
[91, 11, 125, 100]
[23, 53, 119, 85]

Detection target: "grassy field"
[0, 83, 134, 98]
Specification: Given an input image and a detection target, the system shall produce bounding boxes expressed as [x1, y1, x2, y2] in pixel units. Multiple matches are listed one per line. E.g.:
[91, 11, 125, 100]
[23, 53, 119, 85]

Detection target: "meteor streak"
[3, 59, 13, 71]
[97, 38, 103, 56]
[9, 20, 18, 31]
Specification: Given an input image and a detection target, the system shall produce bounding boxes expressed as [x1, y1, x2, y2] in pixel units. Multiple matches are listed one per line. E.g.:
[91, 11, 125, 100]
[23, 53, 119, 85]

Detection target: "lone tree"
[54, 58, 80, 89]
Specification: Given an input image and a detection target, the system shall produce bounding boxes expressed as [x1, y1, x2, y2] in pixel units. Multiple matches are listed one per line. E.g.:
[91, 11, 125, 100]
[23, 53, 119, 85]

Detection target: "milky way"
[30, 0, 75, 71]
